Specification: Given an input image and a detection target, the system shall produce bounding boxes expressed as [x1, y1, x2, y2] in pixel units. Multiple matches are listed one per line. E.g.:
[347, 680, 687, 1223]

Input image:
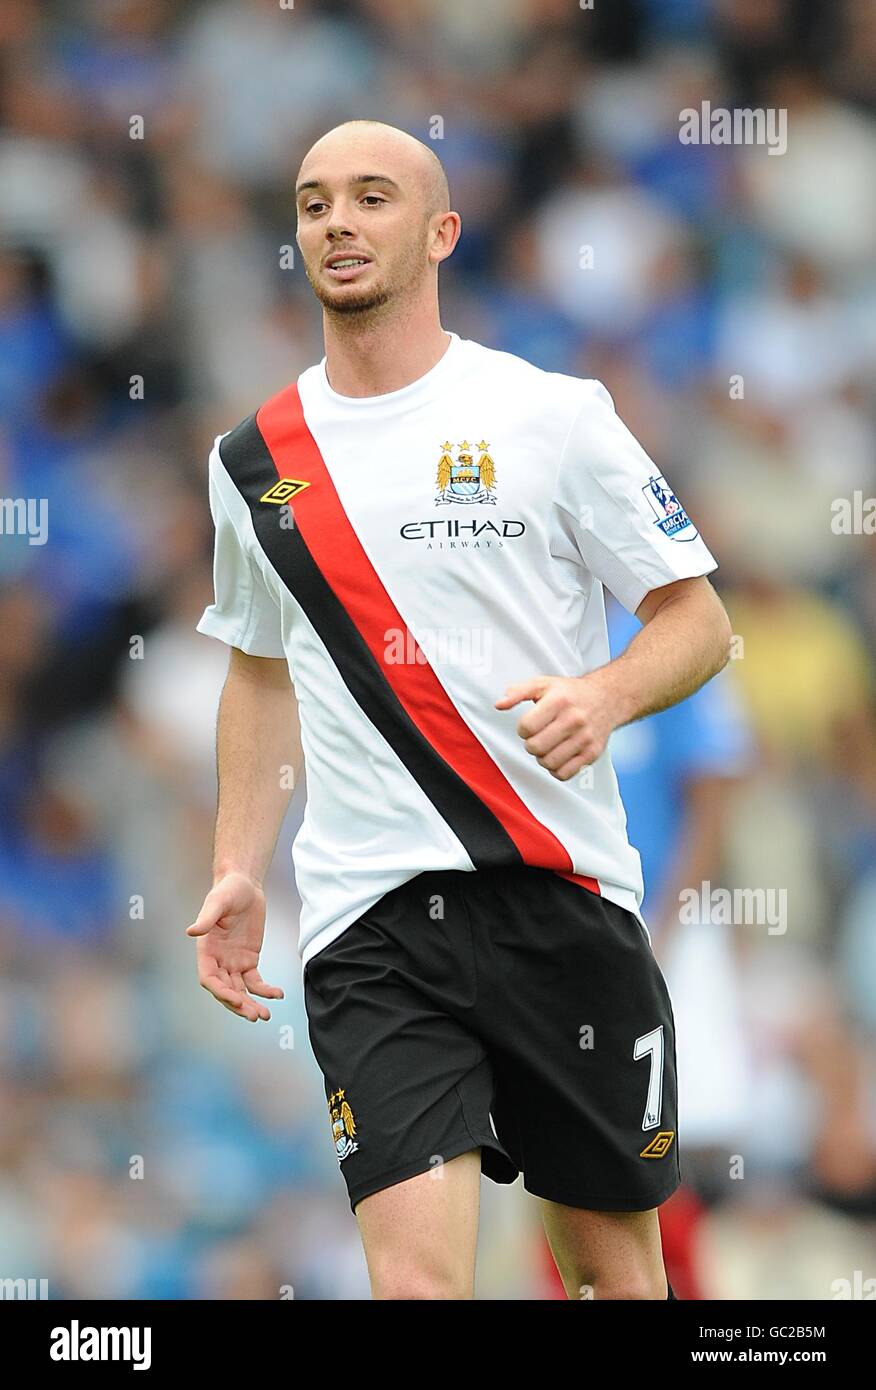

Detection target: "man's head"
[295, 121, 459, 321]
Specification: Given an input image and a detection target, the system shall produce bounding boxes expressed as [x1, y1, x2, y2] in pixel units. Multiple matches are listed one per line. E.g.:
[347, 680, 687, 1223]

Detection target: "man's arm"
[187, 647, 303, 1022]
[495, 576, 732, 782]
[212, 646, 303, 885]
[601, 575, 732, 728]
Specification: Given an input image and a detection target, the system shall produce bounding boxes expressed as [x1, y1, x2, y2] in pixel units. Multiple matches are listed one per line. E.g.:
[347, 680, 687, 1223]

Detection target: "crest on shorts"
[642, 475, 697, 541]
[328, 1089, 359, 1165]
[435, 440, 497, 505]
[640, 1130, 675, 1159]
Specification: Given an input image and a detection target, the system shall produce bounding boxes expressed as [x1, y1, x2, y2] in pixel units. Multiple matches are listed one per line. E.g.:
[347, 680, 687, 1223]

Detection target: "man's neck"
[322, 303, 451, 399]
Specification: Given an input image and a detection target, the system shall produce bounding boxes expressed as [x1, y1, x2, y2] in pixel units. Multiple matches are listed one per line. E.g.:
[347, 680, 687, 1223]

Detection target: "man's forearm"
[593, 582, 732, 731]
[212, 652, 303, 886]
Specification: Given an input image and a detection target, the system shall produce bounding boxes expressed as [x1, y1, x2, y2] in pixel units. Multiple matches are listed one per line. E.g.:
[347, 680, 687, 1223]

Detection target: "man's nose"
[326, 206, 358, 239]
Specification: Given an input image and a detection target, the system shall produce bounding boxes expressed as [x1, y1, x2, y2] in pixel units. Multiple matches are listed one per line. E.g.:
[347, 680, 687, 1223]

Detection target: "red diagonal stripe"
[554, 869, 601, 894]
[256, 384, 595, 879]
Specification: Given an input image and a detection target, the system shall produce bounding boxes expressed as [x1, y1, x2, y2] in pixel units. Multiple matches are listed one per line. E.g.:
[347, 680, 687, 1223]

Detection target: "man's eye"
[362, 195, 385, 206]
[306, 201, 327, 214]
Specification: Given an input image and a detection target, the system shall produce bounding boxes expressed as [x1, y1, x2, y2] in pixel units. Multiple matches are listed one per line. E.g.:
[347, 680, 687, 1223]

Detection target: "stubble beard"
[312, 280, 393, 319]
[306, 229, 429, 325]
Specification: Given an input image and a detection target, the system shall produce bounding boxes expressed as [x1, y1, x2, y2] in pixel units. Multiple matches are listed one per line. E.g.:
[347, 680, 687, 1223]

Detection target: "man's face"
[295, 139, 433, 317]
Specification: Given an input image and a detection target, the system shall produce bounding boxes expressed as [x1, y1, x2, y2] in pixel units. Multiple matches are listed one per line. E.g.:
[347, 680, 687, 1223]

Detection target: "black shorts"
[303, 864, 680, 1214]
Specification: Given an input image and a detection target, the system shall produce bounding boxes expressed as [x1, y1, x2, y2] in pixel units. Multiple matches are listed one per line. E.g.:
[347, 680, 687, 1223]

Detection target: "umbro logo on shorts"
[640, 1130, 675, 1159]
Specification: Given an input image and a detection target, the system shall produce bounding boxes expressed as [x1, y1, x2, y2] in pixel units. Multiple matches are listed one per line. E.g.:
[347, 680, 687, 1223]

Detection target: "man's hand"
[187, 871, 284, 1023]
[495, 673, 615, 782]
[496, 579, 732, 783]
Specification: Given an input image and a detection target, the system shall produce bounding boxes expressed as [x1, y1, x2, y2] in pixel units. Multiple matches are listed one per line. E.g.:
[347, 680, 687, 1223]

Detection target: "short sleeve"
[552, 381, 718, 614]
[196, 435, 287, 658]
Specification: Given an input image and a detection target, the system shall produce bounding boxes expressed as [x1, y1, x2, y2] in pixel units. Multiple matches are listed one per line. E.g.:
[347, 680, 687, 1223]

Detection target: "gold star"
[477, 440, 489, 452]
[459, 440, 470, 450]
[441, 441, 453, 452]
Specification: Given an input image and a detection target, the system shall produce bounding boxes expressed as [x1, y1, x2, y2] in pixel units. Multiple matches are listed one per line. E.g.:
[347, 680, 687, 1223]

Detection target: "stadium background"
[1, 0, 875, 1299]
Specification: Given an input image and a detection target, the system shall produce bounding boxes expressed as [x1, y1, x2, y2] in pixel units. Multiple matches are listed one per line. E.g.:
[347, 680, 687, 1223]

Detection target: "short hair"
[311, 120, 450, 217]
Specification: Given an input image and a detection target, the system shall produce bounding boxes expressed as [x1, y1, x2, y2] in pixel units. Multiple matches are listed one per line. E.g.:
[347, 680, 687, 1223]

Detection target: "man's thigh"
[540, 1201, 668, 1300]
[355, 1148, 483, 1299]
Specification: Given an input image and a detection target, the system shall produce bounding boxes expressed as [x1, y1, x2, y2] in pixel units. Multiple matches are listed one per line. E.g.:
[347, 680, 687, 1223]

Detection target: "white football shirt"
[197, 332, 718, 969]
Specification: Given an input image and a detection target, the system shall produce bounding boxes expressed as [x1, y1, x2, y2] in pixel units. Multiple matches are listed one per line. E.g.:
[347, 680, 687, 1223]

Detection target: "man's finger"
[202, 975, 263, 1022]
[186, 920, 215, 937]
[494, 677, 549, 709]
[524, 711, 580, 756]
[534, 733, 582, 771]
[242, 969, 284, 1000]
[186, 884, 236, 937]
[519, 698, 569, 742]
[220, 997, 261, 1023]
[551, 754, 588, 782]
[201, 973, 246, 1008]
[231, 971, 271, 1021]
[186, 907, 224, 937]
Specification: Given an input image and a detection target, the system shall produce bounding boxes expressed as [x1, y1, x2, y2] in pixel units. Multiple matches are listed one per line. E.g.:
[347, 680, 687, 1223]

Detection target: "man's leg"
[354, 1148, 482, 1299]
[540, 1201, 668, 1300]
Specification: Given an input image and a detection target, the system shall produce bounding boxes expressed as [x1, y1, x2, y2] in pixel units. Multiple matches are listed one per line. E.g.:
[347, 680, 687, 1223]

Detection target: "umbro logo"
[640, 1130, 675, 1159]
[260, 478, 311, 505]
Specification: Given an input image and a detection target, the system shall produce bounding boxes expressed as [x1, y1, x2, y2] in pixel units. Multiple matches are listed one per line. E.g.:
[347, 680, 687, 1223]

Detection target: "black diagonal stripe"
[218, 415, 524, 871]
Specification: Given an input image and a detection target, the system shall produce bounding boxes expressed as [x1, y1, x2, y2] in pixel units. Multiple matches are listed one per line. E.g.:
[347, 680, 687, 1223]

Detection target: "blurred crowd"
[1, 0, 875, 1299]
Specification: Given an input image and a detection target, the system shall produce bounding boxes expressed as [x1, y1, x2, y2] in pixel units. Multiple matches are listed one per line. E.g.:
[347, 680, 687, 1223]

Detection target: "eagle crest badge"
[328, 1089, 358, 1165]
[435, 440, 497, 505]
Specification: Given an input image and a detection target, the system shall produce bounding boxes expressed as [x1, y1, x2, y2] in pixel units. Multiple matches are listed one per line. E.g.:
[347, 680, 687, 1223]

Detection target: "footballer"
[188, 120, 732, 1300]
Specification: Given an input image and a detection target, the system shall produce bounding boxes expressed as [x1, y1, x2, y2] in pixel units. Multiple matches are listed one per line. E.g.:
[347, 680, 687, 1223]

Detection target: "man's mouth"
[324, 255, 372, 280]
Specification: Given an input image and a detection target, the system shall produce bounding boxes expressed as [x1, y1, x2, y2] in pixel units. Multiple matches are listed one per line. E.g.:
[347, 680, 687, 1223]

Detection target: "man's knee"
[573, 1270, 668, 1301]
[369, 1261, 474, 1300]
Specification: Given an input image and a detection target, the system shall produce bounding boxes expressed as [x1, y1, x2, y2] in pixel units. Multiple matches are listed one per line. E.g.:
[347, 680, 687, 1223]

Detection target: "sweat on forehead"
[297, 121, 450, 215]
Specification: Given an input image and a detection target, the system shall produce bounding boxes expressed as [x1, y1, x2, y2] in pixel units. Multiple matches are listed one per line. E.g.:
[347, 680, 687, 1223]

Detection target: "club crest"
[328, 1089, 358, 1165]
[435, 440, 497, 505]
